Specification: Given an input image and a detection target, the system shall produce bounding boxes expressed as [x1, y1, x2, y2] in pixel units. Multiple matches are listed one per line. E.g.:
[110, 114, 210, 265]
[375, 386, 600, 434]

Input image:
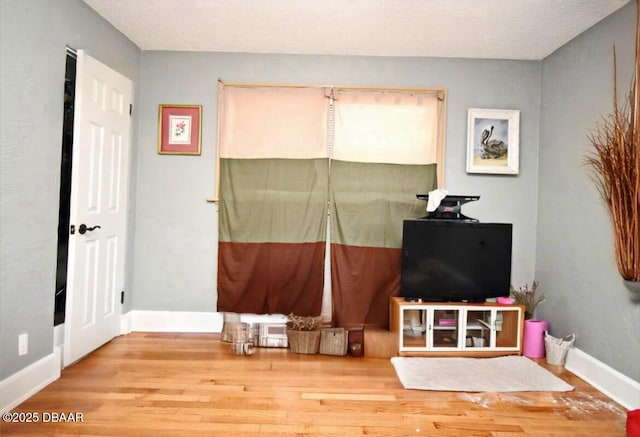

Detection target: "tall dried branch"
[584, 42, 640, 282]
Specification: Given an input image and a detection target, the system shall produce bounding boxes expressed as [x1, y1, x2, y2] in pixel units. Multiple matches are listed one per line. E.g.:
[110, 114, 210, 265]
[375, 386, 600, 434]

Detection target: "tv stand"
[389, 297, 524, 357]
[416, 194, 479, 221]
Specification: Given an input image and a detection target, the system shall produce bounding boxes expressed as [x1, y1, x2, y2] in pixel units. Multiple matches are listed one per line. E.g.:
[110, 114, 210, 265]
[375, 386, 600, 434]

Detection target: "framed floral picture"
[466, 108, 519, 174]
[158, 104, 202, 155]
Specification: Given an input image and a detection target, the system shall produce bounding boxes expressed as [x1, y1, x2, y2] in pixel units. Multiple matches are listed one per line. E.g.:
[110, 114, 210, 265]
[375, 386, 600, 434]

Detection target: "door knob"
[78, 224, 101, 235]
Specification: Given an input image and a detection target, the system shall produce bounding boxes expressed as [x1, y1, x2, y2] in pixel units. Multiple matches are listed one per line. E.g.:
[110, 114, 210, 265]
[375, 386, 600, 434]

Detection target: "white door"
[64, 50, 132, 366]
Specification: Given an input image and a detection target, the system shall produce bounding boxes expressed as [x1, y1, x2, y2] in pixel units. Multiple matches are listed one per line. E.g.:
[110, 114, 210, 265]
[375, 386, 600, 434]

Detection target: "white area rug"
[391, 356, 574, 392]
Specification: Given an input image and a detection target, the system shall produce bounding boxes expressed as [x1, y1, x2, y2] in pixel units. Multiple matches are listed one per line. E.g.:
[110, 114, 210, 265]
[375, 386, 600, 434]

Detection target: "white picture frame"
[466, 108, 520, 175]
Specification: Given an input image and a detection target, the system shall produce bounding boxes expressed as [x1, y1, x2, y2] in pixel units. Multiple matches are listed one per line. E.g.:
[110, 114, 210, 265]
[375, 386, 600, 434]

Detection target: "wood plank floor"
[1, 332, 627, 436]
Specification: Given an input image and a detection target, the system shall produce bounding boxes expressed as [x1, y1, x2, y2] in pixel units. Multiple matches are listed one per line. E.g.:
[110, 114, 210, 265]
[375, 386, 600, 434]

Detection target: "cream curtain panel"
[332, 89, 442, 165]
[218, 85, 329, 160]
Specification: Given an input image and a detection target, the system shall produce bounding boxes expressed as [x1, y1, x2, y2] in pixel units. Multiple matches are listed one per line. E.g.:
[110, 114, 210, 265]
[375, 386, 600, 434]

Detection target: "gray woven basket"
[287, 329, 321, 354]
[319, 328, 348, 356]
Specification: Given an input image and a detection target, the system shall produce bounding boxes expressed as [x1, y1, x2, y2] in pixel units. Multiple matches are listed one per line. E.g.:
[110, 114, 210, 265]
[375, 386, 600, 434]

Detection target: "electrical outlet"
[18, 333, 28, 356]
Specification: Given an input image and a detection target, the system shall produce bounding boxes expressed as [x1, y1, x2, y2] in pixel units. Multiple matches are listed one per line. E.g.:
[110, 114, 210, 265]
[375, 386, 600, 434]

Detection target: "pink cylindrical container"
[522, 319, 549, 358]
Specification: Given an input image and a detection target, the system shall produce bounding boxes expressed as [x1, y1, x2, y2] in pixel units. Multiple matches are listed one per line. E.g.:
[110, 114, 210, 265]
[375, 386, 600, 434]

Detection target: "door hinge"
[70, 225, 75, 234]
[129, 104, 132, 115]
[120, 291, 125, 304]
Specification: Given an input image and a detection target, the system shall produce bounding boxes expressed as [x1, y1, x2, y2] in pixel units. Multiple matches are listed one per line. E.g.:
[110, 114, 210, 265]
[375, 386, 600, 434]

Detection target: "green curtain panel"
[330, 160, 437, 328]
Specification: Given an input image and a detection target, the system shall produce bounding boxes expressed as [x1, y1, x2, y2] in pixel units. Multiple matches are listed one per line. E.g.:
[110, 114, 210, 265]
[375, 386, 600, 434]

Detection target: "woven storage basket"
[319, 328, 348, 356]
[220, 312, 242, 342]
[222, 322, 251, 343]
[544, 331, 575, 366]
[286, 329, 321, 354]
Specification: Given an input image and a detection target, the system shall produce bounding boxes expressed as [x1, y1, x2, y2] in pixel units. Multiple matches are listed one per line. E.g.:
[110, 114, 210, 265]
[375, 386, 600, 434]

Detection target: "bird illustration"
[480, 125, 494, 145]
[479, 124, 507, 159]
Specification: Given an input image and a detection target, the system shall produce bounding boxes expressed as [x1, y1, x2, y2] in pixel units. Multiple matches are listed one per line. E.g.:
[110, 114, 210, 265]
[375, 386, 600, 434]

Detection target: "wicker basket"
[222, 322, 251, 343]
[286, 329, 321, 354]
[319, 328, 348, 356]
[544, 331, 575, 366]
[220, 312, 242, 342]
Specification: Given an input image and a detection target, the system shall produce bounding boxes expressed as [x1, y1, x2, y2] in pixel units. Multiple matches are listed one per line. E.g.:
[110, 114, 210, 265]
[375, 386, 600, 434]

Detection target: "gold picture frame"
[158, 104, 202, 155]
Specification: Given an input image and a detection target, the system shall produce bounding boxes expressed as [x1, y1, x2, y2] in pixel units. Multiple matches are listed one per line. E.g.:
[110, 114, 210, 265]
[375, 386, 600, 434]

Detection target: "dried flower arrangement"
[510, 280, 545, 319]
[286, 314, 323, 354]
[584, 19, 640, 285]
[287, 314, 322, 331]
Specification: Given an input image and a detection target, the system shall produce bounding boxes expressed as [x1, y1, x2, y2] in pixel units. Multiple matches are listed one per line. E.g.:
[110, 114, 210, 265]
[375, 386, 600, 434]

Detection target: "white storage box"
[258, 323, 288, 348]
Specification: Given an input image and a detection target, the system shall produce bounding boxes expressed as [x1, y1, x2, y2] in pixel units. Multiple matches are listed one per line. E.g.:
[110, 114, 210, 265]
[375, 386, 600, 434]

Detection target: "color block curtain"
[330, 89, 441, 328]
[217, 85, 329, 316]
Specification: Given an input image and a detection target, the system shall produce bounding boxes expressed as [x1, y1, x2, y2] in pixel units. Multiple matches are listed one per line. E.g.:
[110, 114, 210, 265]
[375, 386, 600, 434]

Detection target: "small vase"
[523, 319, 549, 358]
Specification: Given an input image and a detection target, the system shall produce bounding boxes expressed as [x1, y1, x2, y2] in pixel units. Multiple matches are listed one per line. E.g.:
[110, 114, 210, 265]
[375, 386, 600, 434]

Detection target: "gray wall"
[0, 0, 141, 379]
[537, 1, 639, 381]
[132, 53, 541, 313]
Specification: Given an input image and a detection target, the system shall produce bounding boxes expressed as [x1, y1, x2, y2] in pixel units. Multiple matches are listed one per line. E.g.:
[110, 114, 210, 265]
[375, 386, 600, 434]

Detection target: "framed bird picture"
[466, 108, 520, 174]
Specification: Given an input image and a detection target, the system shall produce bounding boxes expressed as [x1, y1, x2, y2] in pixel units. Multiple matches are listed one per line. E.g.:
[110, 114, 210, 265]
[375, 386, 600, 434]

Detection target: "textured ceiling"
[83, 0, 630, 60]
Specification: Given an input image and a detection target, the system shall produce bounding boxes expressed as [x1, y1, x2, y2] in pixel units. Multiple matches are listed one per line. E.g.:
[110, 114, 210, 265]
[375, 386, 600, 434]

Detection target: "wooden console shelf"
[390, 297, 525, 357]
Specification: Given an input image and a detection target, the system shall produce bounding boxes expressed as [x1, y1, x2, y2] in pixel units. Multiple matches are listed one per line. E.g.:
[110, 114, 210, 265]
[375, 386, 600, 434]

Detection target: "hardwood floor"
[1, 332, 627, 436]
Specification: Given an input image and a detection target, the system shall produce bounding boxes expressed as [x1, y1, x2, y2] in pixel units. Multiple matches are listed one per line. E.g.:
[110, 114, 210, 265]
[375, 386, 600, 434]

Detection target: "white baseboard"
[565, 347, 640, 410]
[0, 348, 61, 414]
[126, 310, 287, 334]
[53, 324, 65, 370]
[127, 310, 225, 333]
[121, 311, 133, 335]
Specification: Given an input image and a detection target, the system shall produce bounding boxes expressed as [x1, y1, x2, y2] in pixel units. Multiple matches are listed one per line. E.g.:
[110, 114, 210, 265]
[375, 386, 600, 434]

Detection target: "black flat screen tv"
[401, 220, 512, 302]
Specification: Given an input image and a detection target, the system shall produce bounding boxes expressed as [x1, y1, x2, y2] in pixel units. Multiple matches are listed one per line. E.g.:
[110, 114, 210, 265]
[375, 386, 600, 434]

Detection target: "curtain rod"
[218, 78, 446, 96]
